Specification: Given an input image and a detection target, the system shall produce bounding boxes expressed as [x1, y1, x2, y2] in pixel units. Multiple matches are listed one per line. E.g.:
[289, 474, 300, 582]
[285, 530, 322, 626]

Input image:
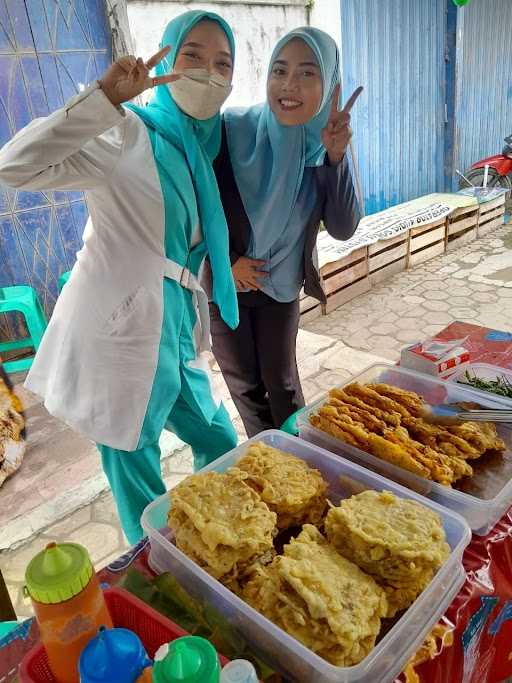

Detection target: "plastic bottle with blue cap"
[79, 626, 152, 682]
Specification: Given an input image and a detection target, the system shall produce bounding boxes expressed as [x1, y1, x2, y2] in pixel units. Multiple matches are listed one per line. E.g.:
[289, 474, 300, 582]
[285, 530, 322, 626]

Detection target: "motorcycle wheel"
[458, 167, 512, 196]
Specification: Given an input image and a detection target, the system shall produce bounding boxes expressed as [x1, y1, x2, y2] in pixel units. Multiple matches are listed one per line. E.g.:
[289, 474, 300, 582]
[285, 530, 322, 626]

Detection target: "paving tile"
[1, 540, 50, 582]
[44, 507, 92, 540]
[423, 312, 455, 325]
[67, 523, 121, 566]
[450, 307, 481, 319]
[424, 289, 450, 301]
[91, 491, 121, 527]
[396, 328, 425, 343]
[422, 300, 451, 312]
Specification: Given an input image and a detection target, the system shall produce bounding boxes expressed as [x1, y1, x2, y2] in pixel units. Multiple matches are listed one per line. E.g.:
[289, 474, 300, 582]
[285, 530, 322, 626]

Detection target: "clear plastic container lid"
[142, 431, 470, 683]
[448, 362, 512, 398]
[298, 362, 512, 535]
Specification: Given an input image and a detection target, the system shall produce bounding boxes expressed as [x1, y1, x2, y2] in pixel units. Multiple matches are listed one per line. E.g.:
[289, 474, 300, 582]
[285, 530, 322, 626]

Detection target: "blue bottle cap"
[79, 626, 152, 683]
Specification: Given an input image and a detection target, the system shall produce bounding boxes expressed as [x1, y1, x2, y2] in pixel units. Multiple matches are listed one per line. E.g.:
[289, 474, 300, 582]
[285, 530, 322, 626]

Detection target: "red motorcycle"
[459, 135, 512, 193]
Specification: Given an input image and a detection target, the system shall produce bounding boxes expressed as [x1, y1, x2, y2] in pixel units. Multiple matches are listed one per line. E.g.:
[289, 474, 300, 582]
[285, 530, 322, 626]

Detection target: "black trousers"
[210, 290, 305, 437]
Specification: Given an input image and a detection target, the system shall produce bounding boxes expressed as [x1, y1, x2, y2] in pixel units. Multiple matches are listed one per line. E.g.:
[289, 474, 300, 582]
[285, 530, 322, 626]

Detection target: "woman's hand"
[232, 256, 267, 291]
[322, 84, 363, 165]
[98, 46, 181, 107]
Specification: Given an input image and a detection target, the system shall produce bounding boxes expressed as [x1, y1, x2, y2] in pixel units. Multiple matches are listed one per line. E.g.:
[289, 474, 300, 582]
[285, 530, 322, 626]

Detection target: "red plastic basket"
[18, 586, 221, 682]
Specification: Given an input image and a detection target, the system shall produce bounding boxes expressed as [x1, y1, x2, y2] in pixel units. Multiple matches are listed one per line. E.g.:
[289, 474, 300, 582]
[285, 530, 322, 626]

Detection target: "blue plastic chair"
[0, 286, 48, 373]
[57, 270, 71, 292]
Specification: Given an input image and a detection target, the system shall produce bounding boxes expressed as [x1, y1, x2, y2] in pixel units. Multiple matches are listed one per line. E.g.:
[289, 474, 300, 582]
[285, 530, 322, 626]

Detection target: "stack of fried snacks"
[325, 490, 450, 617]
[236, 442, 328, 529]
[0, 366, 25, 488]
[168, 468, 277, 592]
[244, 524, 388, 667]
[310, 382, 505, 486]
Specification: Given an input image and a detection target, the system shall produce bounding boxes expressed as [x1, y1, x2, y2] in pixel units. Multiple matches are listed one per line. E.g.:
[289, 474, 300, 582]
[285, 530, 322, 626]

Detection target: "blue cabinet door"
[0, 0, 111, 340]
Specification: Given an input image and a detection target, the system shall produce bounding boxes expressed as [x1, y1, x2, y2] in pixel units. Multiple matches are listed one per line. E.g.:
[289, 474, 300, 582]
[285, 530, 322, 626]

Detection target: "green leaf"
[121, 569, 278, 680]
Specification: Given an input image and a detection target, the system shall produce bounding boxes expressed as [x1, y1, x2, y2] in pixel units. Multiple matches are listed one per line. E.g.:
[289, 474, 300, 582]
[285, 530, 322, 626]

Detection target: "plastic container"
[19, 588, 188, 683]
[448, 362, 512, 399]
[24, 543, 113, 683]
[141, 431, 471, 683]
[298, 362, 512, 536]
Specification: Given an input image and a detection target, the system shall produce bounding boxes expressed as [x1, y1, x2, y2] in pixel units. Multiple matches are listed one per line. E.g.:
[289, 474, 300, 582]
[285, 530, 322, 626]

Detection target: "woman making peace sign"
[212, 27, 363, 437]
[0, 11, 239, 543]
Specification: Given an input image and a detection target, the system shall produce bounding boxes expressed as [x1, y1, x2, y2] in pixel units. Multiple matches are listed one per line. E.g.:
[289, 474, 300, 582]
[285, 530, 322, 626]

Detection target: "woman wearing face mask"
[211, 27, 362, 437]
[0, 11, 238, 544]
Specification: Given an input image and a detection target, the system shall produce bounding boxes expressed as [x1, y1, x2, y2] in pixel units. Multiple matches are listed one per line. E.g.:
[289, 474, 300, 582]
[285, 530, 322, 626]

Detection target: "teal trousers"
[98, 400, 236, 545]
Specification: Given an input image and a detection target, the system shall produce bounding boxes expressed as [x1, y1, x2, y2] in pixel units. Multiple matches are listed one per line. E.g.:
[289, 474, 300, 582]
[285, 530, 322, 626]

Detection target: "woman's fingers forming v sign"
[99, 46, 181, 107]
[322, 84, 363, 165]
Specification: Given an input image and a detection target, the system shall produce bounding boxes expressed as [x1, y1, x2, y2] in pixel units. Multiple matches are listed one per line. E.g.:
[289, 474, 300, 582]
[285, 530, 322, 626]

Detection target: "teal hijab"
[224, 27, 340, 258]
[126, 11, 238, 329]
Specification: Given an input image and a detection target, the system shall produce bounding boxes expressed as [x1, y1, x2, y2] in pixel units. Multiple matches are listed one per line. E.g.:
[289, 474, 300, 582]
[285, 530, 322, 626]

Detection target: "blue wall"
[340, 0, 447, 215]
[453, 0, 512, 185]
[341, 0, 512, 213]
[0, 0, 111, 339]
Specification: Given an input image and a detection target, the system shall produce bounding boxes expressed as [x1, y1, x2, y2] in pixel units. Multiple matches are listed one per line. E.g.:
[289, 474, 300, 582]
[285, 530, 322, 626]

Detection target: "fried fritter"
[244, 525, 387, 667]
[367, 383, 424, 417]
[344, 383, 411, 418]
[378, 570, 434, 618]
[448, 421, 506, 454]
[168, 469, 277, 585]
[310, 414, 361, 447]
[325, 491, 449, 607]
[330, 388, 401, 427]
[236, 442, 328, 529]
[311, 382, 505, 486]
[366, 432, 432, 479]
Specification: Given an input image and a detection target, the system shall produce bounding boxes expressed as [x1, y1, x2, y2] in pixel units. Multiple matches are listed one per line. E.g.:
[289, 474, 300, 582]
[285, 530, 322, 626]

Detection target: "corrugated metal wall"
[453, 0, 512, 184]
[340, 0, 447, 214]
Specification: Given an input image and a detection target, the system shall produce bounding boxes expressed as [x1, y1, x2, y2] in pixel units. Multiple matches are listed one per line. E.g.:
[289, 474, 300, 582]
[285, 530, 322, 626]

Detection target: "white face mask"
[169, 68, 233, 120]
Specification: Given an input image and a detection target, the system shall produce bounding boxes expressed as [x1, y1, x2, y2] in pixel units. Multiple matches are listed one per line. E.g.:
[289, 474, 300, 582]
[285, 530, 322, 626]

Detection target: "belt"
[163, 259, 211, 354]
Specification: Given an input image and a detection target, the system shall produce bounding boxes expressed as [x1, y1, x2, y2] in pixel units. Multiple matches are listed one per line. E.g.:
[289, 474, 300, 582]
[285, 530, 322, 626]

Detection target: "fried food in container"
[168, 468, 277, 589]
[236, 441, 328, 529]
[244, 524, 388, 667]
[311, 382, 505, 486]
[325, 490, 450, 617]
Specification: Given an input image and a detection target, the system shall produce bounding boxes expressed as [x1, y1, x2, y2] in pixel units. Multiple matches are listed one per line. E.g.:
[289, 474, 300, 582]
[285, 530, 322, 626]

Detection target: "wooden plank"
[479, 195, 506, 214]
[448, 213, 479, 236]
[410, 218, 446, 237]
[369, 241, 408, 272]
[368, 233, 408, 256]
[478, 215, 504, 237]
[478, 206, 505, 223]
[409, 241, 445, 267]
[300, 305, 322, 324]
[369, 257, 407, 286]
[450, 204, 479, 219]
[323, 259, 368, 296]
[300, 295, 320, 314]
[410, 225, 446, 252]
[320, 247, 367, 278]
[446, 228, 477, 251]
[324, 277, 371, 314]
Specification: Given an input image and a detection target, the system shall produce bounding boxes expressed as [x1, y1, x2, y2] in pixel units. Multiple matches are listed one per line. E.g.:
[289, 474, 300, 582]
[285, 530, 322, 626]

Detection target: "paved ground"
[1, 222, 511, 618]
